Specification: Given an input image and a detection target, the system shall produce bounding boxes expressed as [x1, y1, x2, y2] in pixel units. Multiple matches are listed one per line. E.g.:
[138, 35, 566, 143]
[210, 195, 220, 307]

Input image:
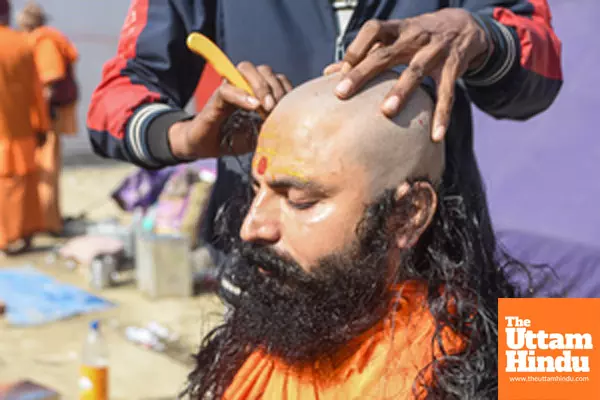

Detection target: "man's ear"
[393, 181, 437, 249]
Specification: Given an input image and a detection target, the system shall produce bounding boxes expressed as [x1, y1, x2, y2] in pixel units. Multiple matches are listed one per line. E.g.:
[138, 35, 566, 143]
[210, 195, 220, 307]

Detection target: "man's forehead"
[253, 147, 308, 181]
[254, 116, 344, 178]
[254, 132, 312, 181]
[259, 111, 341, 145]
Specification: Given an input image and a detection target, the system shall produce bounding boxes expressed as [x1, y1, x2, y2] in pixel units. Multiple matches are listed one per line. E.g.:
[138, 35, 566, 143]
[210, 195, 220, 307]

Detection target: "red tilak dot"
[257, 156, 268, 175]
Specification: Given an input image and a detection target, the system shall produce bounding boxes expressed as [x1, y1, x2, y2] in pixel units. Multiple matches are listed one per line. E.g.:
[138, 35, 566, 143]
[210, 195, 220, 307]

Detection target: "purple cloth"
[475, 0, 600, 297]
[111, 159, 216, 212]
[111, 169, 174, 211]
[499, 230, 600, 298]
[153, 167, 196, 232]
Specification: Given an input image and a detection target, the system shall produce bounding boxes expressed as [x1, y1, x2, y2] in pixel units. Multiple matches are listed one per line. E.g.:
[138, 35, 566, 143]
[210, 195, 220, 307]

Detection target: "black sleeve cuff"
[464, 14, 520, 87]
[145, 110, 194, 165]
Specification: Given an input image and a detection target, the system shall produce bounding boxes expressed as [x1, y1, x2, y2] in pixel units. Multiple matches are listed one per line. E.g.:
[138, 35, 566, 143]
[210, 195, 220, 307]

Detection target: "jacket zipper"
[333, 0, 360, 62]
[335, 35, 346, 62]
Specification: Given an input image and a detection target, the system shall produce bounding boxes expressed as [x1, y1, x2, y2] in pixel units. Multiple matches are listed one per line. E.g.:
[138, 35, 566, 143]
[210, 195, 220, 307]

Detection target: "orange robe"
[29, 26, 79, 234]
[224, 281, 465, 400]
[0, 26, 50, 249]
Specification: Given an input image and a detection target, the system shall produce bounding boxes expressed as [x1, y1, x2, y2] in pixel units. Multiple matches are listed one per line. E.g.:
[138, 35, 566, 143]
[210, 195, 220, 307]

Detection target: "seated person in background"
[185, 72, 520, 400]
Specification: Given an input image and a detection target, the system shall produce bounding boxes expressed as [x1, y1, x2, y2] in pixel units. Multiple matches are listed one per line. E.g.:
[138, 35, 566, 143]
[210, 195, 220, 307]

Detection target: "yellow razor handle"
[187, 33, 255, 97]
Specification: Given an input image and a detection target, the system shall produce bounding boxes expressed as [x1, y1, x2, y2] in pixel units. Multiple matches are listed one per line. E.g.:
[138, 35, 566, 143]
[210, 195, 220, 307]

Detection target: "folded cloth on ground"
[0, 265, 113, 326]
[58, 235, 124, 265]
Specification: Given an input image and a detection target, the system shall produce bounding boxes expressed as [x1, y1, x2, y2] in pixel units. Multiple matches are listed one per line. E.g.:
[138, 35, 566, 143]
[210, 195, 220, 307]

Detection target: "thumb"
[202, 83, 239, 125]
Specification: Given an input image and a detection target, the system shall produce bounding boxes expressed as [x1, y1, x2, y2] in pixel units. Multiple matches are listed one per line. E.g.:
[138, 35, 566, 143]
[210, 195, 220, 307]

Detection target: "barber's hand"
[169, 62, 293, 159]
[324, 9, 490, 142]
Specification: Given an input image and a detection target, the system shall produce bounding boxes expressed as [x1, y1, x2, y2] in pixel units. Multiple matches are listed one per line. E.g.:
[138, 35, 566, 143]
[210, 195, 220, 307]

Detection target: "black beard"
[185, 189, 407, 399]
[210, 182, 411, 366]
[219, 232, 395, 365]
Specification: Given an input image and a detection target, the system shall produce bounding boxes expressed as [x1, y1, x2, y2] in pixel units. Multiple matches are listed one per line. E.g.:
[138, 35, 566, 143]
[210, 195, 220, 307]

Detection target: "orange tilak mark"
[268, 166, 308, 182]
[257, 156, 268, 175]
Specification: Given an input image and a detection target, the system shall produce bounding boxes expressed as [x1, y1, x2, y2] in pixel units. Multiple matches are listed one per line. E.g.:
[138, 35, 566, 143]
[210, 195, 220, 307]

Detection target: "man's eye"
[286, 199, 317, 210]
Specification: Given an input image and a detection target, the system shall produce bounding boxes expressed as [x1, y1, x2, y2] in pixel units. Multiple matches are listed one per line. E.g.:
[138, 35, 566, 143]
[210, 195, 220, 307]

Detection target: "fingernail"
[335, 79, 353, 96]
[264, 94, 275, 111]
[247, 96, 260, 108]
[382, 96, 400, 114]
[433, 124, 446, 141]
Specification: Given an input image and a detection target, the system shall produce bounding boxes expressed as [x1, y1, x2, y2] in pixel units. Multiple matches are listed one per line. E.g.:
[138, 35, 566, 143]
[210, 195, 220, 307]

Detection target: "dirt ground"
[0, 160, 224, 400]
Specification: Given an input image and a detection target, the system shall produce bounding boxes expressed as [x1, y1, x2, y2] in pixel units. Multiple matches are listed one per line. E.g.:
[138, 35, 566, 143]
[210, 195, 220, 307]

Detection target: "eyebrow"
[252, 174, 329, 194]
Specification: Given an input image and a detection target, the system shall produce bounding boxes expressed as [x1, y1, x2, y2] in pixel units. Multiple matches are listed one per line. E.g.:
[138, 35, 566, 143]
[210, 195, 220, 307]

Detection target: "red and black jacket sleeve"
[460, 0, 562, 119]
[86, 0, 215, 169]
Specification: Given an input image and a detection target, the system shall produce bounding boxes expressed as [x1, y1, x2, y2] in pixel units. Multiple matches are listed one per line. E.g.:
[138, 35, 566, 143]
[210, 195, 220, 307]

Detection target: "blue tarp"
[0, 266, 114, 326]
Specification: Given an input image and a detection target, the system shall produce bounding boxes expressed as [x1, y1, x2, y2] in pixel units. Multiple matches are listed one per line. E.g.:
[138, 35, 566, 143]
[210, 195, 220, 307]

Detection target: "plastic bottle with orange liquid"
[79, 320, 109, 400]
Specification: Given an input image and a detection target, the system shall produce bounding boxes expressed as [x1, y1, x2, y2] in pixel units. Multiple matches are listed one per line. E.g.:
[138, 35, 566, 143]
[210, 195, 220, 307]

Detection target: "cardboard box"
[0, 380, 60, 399]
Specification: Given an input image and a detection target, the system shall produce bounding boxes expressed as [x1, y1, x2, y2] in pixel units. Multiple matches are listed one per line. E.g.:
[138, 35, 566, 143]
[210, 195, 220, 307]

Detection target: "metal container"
[89, 255, 116, 289]
[135, 232, 192, 299]
[89, 252, 135, 289]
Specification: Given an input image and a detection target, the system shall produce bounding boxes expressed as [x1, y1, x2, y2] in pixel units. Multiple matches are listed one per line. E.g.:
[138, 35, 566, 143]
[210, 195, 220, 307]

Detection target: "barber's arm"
[87, 0, 292, 170]
[87, 0, 208, 169]
[461, 0, 562, 120]
[326, 0, 562, 141]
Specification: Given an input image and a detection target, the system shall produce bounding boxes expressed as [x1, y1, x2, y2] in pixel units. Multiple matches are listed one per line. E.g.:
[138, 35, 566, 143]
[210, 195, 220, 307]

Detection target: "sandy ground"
[0, 160, 224, 400]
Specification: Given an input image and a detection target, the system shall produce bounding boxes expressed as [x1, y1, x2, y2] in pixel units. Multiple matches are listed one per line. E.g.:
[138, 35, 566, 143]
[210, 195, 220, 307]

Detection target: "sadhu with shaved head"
[184, 73, 520, 399]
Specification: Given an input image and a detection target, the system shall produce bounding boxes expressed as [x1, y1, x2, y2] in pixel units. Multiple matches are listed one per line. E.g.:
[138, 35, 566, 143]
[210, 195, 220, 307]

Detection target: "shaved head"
[260, 71, 445, 197]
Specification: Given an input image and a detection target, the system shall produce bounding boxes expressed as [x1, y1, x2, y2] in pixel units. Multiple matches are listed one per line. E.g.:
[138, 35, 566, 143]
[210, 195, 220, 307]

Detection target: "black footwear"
[3, 237, 33, 255]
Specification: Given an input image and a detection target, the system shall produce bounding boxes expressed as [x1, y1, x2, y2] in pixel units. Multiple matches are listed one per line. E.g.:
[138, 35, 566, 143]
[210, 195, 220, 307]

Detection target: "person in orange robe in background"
[0, 0, 49, 253]
[17, 1, 79, 235]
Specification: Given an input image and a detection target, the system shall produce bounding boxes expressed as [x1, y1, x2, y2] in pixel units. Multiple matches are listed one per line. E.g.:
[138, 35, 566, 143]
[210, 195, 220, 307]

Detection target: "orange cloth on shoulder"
[29, 26, 78, 85]
[224, 281, 465, 400]
[29, 26, 79, 135]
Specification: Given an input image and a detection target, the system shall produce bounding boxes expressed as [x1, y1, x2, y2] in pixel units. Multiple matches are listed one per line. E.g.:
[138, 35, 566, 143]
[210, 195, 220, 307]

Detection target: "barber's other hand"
[169, 62, 293, 159]
[324, 9, 490, 142]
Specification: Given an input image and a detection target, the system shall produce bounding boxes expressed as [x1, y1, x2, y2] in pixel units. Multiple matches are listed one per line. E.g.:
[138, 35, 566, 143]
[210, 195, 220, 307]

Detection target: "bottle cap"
[90, 320, 100, 331]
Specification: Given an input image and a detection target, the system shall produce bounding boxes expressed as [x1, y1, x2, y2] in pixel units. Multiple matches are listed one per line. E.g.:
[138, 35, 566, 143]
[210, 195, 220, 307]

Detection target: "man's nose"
[240, 192, 281, 244]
